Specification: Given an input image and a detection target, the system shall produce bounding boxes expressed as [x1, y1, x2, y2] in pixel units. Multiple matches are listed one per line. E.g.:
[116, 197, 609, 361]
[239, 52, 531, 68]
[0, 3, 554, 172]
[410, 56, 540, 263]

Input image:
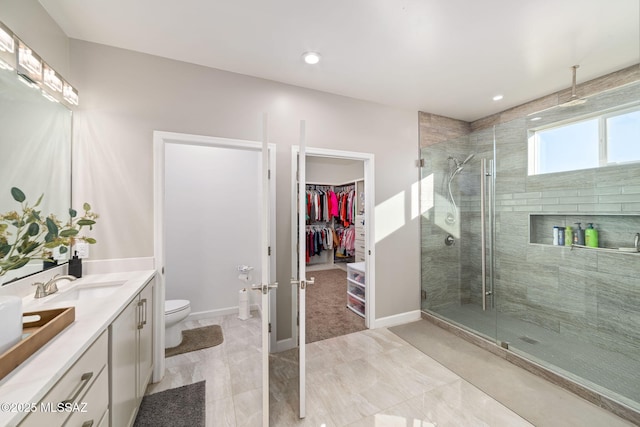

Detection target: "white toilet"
[164, 299, 191, 348]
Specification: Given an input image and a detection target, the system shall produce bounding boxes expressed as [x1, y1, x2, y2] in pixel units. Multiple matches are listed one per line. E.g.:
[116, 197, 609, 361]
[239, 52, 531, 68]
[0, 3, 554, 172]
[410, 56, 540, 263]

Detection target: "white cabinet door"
[137, 282, 154, 399]
[110, 298, 138, 427]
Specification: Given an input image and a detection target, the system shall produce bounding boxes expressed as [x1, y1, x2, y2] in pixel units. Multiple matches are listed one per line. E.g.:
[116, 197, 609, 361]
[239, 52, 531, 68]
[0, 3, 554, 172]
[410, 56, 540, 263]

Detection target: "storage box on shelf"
[346, 261, 366, 317]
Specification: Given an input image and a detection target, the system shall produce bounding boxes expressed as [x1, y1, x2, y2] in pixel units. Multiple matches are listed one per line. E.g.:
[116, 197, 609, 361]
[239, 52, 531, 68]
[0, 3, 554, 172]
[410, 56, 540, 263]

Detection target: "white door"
[253, 115, 276, 425]
[292, 120, 313, 418]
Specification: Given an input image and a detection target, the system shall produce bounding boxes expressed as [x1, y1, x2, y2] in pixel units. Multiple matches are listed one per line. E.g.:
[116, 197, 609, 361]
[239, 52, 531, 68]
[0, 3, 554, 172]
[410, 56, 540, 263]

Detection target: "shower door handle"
[481, 159, 487, 311]
[481, 158, 495, 311]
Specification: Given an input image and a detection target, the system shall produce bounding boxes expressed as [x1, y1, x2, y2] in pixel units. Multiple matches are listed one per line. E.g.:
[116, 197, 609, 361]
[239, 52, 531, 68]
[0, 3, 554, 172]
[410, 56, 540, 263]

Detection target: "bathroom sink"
[50, 281, 126, 303]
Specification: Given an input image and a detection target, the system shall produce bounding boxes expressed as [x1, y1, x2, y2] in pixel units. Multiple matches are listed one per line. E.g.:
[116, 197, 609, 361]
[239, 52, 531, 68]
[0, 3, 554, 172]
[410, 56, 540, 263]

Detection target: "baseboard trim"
[186, 304, 260, 321]
[276, 338, 296, 352]
[373, 310, 421, 329]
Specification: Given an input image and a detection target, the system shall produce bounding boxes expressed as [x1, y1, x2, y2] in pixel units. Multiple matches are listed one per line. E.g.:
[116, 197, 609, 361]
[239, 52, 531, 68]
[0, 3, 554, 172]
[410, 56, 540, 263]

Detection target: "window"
[529, 106, 640, 175]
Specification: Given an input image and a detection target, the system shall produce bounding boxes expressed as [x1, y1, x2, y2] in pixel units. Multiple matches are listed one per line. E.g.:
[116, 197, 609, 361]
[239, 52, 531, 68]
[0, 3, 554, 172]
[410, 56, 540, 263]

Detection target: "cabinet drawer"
[347, 270, 365, 286]
[19, 331, 107, 427]
[355, 228, 365, 240]
[62, 367, 108, 427]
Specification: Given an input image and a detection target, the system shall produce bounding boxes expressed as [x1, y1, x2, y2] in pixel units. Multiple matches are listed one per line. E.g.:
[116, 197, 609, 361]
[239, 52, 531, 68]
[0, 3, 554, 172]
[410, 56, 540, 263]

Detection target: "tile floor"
[143, 313, 633, 426]
[436, 304, 640, 405]
[145, 312, 264, 426]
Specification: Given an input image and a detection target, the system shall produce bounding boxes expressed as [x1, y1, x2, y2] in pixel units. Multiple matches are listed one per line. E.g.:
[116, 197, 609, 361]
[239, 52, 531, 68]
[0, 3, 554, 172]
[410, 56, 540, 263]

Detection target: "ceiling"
[39, 0, 639, 122]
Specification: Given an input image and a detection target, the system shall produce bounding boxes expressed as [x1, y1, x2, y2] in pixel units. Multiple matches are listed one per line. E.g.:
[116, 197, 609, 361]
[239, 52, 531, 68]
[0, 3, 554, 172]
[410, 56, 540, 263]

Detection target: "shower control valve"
[445, 235, 455, 246]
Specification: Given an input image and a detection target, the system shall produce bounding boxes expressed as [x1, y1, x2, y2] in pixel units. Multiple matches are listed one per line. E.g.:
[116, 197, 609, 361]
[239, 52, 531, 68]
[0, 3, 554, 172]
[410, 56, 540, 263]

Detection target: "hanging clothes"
[305, 225, 334, 263]
[334, 225, 356, 260]
[305, 185, 337, 223]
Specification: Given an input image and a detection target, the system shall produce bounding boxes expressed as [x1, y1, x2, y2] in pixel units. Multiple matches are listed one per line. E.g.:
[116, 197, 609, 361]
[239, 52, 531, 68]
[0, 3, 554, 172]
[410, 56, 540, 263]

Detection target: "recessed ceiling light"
[302, 52, 321, 65]
[492, 95, 503, 101]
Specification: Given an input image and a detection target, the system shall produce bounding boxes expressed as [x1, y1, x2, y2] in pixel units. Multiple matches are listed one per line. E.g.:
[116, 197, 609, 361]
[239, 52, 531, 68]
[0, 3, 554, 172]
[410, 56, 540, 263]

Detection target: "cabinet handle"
[61, 372, 93, 405]
[82, 421, 94, 427]
[137, 300, 144, 329]
[142, 298, 148, 326]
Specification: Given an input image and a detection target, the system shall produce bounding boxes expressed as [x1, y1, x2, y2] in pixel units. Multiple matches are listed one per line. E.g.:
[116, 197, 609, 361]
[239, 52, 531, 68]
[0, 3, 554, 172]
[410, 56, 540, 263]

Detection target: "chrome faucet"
[635, 233, 639, 252]
[32, 274, 77, 298]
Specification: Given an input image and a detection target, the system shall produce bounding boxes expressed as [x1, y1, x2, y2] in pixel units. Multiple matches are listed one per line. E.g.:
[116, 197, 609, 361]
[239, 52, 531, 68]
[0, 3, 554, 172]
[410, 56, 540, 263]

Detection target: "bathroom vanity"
[0, 270, 158, 427]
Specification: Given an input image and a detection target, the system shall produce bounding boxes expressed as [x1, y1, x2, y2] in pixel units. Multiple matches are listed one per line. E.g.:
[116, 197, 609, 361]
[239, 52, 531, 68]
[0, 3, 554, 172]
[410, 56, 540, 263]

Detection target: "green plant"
[0, 187, 98, 277]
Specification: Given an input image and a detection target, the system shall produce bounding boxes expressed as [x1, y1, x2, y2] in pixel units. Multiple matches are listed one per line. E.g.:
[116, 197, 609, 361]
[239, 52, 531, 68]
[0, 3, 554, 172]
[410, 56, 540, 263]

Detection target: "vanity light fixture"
[17, 40, 43, 84]
[530, 117, 542, 121]
[63, 82, 79, 106]
[0, 23, 14, 53]
[0, 21, 15, 70]
[43, 64, 63, 93]
[1, 19, 79, 107]
[302, 51, 321, 65]
[492, 94, 503, 101]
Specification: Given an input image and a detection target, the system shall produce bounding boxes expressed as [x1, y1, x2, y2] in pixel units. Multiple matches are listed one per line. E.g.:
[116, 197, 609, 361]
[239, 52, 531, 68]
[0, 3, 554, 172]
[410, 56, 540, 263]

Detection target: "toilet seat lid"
[165, 299, 190, 314]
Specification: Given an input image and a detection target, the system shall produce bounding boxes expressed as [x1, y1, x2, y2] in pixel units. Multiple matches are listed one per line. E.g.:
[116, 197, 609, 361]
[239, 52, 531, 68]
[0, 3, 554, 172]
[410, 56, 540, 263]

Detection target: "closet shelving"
[346, 261, 366, 317]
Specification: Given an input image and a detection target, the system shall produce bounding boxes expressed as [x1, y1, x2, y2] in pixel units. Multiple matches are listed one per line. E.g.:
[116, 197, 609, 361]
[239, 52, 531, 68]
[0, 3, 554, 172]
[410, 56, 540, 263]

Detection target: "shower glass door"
[421, 79, 640, 416]
[419, 128, 497, 341]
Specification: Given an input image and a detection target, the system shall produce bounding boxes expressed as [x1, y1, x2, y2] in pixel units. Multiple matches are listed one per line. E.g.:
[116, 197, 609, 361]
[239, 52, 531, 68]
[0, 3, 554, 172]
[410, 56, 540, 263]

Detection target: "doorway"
[153, 130, 276, 424]
[304, 156, 367, 343]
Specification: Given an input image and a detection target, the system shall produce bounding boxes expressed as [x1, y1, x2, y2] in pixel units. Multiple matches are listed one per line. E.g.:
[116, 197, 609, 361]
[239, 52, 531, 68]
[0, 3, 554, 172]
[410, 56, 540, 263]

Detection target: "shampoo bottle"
[557, 227, 565, 246]
[553, 226, 559, 245]
[564, 225, 573, 246]
[574, 223, 585, 246]
[585, 223, 599, 248]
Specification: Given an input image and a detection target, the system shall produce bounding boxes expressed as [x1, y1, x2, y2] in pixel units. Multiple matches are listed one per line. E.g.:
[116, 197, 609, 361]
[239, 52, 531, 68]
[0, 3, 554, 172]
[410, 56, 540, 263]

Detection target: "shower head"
[448, 153, 475, 171]
[461, 153, 475, 165]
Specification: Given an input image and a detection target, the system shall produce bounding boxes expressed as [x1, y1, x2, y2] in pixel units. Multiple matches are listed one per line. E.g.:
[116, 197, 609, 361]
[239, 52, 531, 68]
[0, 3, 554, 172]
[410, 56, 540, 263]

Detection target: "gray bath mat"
[165, 324, 223, 357]
[134, 381, 205, 427]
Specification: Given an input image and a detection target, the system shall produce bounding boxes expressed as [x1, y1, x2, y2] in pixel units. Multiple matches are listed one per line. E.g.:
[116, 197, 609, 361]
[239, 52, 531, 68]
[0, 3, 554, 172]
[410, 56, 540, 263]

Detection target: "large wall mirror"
[0, 68, 72, 285]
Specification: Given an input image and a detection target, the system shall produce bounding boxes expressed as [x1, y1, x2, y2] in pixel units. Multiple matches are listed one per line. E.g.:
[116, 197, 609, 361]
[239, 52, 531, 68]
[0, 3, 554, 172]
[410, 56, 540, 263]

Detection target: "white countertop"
[0, 270, 156, 427]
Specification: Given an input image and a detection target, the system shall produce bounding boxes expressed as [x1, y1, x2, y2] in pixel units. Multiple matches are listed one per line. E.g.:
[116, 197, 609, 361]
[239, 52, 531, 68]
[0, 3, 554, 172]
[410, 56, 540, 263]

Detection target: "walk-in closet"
[304, 156, 368, 343]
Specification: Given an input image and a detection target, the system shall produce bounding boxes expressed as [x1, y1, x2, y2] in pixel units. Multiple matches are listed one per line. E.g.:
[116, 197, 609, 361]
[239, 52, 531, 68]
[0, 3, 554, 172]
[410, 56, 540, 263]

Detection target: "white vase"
[0, 296, 22, 354]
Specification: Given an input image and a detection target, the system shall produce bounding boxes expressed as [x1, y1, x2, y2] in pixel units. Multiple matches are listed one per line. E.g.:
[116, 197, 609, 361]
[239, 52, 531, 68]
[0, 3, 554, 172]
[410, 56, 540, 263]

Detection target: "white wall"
[68, 40, 420, 340]
[164, 143, 262, 314]
[0, 0, 421, 340]
[307, 156, 364, 184]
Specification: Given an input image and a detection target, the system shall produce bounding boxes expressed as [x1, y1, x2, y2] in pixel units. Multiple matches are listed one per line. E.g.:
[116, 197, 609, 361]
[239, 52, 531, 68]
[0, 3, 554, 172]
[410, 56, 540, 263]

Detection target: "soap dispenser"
[69, 251, 82, 278]
[574, 223, 585, 246]
[585, 223, 599, 248]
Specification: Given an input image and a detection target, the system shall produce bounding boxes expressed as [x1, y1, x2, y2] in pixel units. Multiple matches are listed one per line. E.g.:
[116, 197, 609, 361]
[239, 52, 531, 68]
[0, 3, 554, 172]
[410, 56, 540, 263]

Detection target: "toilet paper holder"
[237, 265, 254, 273]
[237, 265, 254, 283]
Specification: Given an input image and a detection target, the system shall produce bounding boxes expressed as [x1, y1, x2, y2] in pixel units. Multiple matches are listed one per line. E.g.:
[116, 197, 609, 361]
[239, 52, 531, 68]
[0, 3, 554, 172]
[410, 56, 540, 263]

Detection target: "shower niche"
[529, 213, 640, 251]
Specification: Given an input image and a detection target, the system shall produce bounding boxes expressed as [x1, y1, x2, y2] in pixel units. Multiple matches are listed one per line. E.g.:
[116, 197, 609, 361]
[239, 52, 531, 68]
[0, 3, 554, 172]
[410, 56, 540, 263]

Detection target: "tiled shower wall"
[420, 70, 640, 358]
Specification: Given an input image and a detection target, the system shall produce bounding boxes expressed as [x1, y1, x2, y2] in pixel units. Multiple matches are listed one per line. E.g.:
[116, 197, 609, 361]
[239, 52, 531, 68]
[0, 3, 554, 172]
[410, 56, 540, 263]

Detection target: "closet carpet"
[306, 268, 365, 343]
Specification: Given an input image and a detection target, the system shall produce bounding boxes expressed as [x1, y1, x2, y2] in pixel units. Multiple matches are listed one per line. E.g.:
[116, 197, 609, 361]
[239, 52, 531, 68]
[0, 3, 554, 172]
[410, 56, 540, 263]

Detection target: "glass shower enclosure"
[420, 81, 640, 415]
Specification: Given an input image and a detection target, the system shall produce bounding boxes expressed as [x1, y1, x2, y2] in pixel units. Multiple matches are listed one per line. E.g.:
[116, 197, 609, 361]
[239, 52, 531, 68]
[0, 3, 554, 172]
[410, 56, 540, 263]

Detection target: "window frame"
[528, 103, 640, 176]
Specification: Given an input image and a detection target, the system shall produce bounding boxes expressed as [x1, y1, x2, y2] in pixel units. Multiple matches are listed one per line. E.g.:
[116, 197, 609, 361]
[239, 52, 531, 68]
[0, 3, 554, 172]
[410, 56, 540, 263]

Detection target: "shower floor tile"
[435, 304, 640, 407]
[390, 318, 636, 426]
